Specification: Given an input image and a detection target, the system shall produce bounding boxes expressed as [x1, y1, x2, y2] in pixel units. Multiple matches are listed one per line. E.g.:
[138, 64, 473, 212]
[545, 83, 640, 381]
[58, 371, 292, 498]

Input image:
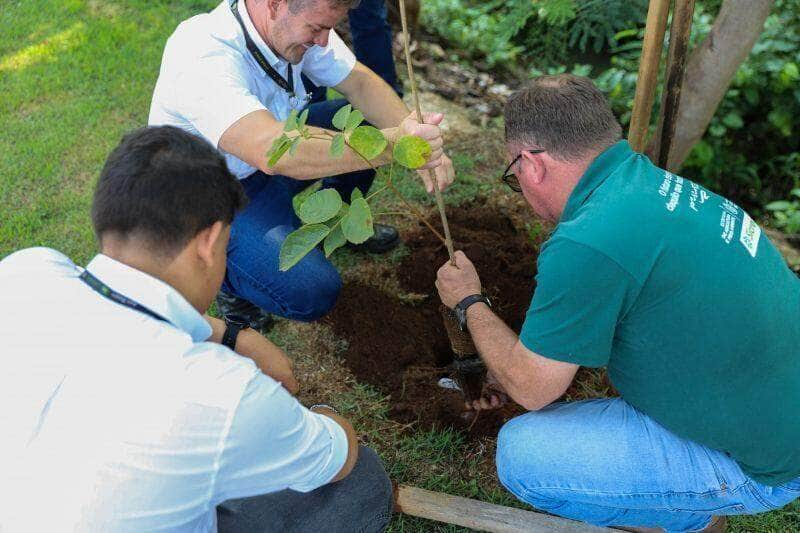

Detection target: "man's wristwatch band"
[309, 403, 339, 415]
[454, 294, 491, 332]
[222, 316, 249, 350]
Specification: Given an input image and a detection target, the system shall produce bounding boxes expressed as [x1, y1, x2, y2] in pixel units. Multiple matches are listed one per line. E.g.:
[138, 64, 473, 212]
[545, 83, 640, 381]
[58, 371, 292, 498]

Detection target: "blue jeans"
[349, 0, 402, 95]
[496, 398, 800, 532]
[305, 0, 401, 101]
[220, 99, 374, 321]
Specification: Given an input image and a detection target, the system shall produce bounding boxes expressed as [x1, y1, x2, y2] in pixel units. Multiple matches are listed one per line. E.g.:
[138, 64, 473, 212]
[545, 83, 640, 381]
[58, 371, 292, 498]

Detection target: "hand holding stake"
[398, 0, 456, 266]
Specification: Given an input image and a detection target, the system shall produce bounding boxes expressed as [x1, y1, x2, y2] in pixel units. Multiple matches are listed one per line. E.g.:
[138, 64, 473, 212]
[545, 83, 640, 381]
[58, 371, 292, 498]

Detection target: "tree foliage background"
[422, 0, 800, 222]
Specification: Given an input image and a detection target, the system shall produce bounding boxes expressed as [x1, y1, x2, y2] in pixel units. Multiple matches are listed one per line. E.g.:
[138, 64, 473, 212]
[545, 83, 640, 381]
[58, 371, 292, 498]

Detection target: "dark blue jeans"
[349, 0, 402, 95]
[217, 446, 393, 532]
[306, 0, 402, 101]
[220, 99, 374, 321]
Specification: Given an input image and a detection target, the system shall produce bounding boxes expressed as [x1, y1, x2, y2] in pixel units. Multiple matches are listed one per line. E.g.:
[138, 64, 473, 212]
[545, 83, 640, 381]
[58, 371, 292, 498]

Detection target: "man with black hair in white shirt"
[0, 126, 393, 532]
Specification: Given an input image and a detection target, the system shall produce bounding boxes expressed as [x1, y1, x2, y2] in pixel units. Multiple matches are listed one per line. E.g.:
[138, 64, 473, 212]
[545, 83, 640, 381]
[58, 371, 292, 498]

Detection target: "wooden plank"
[654, 0, 696, 169]
[628, 0, 671, 153]
[394, 484, 624, 533]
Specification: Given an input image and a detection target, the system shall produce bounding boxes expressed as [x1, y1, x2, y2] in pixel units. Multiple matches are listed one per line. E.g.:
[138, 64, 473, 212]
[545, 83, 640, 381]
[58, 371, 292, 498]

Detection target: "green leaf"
[393, 135, 432, 169]
[292, 181, 323, 214]
[297, 189, 343, 224]
[267, 134, 292, 167]
[279, 224, 331, 271]
[722, 112, 744, 130]
[285, 109, 298, 132]
[297, 108, 309, 130]
[289, 136, 302, 156]
[768, 110, 792, 137]
[790, 188, 800, 199]
[330, 133, 345, 159]
[341, 198, 374, 244]
[766, 201, 793, 211]
[690, 140, 714, 166]
[332, 104, 352, 131]
[345, 110, 365, 133]
[323, 224, 347, 257]
[350, 188, 363, 201]
[349, 126, 387, 161]
[328, 202, 349, 226]
[709, 123, 727, 137]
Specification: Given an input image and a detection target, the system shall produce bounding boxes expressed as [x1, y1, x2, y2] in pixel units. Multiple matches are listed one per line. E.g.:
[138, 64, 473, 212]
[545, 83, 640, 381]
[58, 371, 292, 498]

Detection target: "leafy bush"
[680, 0, 800, 211]
[420, 0, 647, 67]
[766, 189, 800, 233]
[424, 0, 800, 217]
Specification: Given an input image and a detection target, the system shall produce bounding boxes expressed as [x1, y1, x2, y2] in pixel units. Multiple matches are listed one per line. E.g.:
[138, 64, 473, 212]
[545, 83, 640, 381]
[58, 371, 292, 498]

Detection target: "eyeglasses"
[500, 149, 545, 192]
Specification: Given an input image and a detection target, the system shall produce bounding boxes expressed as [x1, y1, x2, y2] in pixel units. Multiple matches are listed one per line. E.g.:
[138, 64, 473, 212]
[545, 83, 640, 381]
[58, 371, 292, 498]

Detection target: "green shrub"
[423, 0, 800, 216]
[680, 0, 800, 211]
[420, 0, 647, 67]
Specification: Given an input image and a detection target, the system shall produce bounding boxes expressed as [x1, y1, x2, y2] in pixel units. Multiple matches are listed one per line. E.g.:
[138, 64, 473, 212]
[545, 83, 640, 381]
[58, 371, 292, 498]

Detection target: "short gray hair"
[288, 0, 360, 14]
[504, 74, 622, 161]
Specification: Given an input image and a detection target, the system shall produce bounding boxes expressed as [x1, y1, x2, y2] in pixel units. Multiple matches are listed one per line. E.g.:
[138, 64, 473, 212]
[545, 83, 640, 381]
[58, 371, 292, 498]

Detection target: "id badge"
[289, 92, 312, 110]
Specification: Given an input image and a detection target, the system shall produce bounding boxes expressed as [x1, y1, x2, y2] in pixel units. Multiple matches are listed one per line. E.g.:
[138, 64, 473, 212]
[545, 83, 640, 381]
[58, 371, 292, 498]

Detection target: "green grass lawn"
[2, 2, 799, 531]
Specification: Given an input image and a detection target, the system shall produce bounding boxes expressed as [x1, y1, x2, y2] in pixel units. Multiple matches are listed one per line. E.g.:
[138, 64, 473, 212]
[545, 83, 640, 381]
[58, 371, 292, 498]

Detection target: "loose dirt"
[325, 203, 538, 439]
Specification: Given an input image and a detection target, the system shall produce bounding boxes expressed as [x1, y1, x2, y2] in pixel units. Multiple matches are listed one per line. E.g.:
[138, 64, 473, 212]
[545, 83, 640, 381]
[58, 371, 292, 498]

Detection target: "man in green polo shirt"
[435, 74, 800, 532]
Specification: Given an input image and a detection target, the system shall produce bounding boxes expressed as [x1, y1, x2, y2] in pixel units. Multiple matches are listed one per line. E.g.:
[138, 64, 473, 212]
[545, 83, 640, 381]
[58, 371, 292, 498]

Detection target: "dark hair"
[92, 126, 247, 256]
[504, 74, 622, 161]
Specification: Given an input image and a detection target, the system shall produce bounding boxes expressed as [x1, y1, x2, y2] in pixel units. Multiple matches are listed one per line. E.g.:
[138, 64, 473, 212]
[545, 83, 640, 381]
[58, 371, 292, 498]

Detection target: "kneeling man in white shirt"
[0, 126, 392, 532]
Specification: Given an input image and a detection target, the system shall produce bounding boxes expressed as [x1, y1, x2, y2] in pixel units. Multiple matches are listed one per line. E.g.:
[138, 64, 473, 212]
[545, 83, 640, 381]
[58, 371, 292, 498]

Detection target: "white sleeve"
[169, 49, 268, 148]
[301, 30, 356, 88]
[213, 372, 349, 502]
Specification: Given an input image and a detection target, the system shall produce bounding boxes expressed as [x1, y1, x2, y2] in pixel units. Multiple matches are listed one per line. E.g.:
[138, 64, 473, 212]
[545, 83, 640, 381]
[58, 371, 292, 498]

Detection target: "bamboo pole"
[628, 0, 671, 153]
[398, 0, 456, 265]
[654, 0, 696, 169]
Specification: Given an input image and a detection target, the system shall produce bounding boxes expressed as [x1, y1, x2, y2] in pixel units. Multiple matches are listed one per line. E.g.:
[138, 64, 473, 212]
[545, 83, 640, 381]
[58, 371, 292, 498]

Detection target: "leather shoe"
[347, 223, 400, 254]
[215, 291, 274, 331]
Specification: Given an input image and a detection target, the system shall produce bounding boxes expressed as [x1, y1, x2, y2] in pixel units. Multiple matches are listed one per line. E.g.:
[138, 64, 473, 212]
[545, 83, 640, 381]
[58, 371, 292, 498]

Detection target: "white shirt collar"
[236, 0, 283, 68]
[83, 254, 212, 343]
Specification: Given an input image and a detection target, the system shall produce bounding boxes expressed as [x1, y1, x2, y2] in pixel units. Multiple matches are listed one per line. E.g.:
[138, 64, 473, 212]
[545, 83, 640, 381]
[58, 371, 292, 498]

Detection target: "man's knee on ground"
[284, 270, 341, 321]
[496, 413, 563, 504]
[339, 446, 393, 527]
[262, 226, 342, 321]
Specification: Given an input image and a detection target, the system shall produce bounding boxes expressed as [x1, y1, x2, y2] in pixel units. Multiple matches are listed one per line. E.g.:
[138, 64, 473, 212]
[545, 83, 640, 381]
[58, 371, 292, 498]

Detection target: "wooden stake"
[398, 0, 456, 265]
[628, 0, 671, 153]
[394, 484, 624, 532]
[654, 0, 696, 169]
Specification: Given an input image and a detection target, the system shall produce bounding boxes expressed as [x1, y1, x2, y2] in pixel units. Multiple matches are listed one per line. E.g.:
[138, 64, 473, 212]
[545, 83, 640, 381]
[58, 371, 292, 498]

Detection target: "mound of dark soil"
[325, 204, 538, 439]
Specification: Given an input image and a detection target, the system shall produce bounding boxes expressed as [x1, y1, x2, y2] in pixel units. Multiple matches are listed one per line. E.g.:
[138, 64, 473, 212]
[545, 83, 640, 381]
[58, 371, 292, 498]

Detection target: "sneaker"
[347, 223, 400, 254]
[215, 291, 274, 331]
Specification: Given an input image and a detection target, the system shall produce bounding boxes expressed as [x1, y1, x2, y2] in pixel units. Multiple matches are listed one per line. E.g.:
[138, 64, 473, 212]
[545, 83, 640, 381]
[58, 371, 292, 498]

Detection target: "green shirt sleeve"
[519, 237, 638, 367]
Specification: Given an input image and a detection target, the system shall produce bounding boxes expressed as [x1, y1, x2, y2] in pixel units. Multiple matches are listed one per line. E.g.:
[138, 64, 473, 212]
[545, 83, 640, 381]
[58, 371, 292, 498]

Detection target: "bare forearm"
[204, 315, 298, 393]
[267, 125, 396, 179]
[465, 304, 527, 397]
[466, 303, 577, 410]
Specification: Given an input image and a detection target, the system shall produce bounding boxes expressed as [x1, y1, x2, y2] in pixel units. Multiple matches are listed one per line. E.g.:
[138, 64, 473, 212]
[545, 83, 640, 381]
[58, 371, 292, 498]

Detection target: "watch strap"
[455, 294, 491, 331]
[222, 320, 247, 350]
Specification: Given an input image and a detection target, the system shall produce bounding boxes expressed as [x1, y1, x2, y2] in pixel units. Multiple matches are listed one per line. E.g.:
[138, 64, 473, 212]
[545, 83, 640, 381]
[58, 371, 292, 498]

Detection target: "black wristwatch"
[222, 315, 250, 350]
[454, 294, 491, 332]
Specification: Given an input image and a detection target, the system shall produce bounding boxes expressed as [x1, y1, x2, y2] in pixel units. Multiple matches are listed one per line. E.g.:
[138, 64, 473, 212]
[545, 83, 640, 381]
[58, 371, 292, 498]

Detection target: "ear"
[518, 150, 546, 187]
[267, 0, 283, 18]
[195, 221, 225, 269]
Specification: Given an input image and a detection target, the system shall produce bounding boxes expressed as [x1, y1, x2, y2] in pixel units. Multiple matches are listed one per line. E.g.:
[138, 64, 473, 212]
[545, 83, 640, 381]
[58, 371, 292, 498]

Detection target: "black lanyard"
[79, 270, 172, 326]
[229, 0, 294, 96]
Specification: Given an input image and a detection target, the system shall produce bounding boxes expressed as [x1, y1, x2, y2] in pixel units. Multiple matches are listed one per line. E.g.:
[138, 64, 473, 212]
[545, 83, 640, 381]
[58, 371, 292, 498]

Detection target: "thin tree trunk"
[659, 0, 774, 168]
